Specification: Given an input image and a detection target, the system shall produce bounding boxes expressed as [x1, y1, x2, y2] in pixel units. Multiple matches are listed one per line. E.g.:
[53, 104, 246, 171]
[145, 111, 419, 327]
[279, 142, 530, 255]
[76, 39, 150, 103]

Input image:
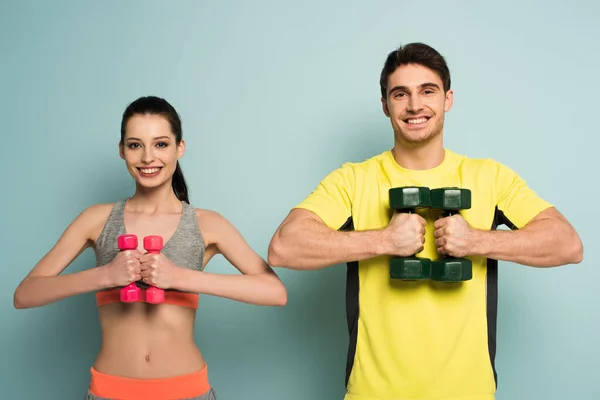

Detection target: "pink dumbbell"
[144, 235, 165, 304]
[118, 234, 141, 302]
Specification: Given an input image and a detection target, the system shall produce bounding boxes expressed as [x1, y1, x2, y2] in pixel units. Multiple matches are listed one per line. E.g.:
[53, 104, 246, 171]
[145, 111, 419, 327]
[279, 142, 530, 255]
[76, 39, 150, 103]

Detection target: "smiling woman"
[13, 96, 288, 400]
[119, 98, 189, 202]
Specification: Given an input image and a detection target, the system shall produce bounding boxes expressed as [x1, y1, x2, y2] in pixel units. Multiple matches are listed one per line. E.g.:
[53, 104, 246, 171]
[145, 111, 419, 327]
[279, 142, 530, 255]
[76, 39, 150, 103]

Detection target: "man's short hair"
[379, 42, 451, 98]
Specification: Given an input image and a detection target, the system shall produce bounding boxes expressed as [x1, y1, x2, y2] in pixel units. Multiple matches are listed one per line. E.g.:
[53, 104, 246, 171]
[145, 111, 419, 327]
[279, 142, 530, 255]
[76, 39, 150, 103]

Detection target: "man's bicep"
[294, 163, 355, 231]
[523, 206, 562, 225]
[495, 162, 553, 229]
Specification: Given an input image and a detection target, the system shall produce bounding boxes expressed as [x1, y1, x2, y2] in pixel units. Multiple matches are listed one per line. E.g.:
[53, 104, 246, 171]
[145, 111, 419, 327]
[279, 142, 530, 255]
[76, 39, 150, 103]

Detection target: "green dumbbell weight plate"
[389, 186, 431, 210]
[430, 187, 471, 211]
[390, 257, 432, 280]
[431, 258, 473, 282]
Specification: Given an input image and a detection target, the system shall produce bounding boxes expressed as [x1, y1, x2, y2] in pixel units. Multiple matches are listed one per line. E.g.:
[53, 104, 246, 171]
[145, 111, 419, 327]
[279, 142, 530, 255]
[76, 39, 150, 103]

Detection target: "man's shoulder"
[336, 150, 391, 173]
[447, 149, 507, 173]
[335, 149, 515, 177]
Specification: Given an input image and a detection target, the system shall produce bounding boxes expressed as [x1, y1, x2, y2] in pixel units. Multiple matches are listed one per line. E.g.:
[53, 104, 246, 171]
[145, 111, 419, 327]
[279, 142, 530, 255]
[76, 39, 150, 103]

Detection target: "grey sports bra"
[95, 198, 205, 288]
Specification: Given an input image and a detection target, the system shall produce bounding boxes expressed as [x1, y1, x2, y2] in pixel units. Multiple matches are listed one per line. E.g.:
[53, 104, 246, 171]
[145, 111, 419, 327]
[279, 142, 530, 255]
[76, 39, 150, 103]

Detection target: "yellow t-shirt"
[295, 149, 552, 400]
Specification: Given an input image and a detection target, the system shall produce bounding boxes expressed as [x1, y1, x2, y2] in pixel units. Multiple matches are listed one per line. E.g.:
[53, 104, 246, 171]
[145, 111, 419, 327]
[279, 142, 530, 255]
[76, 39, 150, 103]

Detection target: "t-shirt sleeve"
[494, 161, 553, 229]
[294, 163, 355, 230]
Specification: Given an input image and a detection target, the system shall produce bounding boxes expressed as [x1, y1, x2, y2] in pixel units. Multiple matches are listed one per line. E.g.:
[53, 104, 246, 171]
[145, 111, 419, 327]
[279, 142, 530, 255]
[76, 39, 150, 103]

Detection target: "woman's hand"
[105, 249, 143, 287]
[139, 252, 182, 289]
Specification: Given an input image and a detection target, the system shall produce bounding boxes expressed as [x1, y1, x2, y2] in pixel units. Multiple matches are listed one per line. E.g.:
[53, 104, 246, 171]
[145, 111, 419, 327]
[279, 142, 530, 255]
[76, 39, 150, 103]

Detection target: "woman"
[13, 96, 288, 400]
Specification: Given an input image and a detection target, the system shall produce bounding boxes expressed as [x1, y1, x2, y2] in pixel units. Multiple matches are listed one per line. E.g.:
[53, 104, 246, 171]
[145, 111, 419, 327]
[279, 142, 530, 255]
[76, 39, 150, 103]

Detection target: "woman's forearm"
[14, 266, 112, 309]
[173, 269, 287, 306]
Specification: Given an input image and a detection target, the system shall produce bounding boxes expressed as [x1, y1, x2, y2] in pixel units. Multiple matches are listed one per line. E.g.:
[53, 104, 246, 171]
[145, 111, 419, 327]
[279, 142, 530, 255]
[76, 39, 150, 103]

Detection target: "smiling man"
[268, 43, 583, 400]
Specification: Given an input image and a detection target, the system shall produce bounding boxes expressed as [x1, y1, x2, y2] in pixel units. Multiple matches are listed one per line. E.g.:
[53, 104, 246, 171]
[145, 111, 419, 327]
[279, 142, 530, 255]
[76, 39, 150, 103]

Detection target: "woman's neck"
[128, 182, 182, 213]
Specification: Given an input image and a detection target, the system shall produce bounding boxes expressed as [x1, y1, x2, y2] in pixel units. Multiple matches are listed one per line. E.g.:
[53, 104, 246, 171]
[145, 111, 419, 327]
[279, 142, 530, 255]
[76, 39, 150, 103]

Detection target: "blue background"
[1, 1, 597, 399]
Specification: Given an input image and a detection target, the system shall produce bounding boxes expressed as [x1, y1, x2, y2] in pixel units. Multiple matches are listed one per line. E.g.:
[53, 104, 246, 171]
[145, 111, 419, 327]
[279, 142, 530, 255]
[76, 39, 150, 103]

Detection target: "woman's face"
[120, 114, 185, 189]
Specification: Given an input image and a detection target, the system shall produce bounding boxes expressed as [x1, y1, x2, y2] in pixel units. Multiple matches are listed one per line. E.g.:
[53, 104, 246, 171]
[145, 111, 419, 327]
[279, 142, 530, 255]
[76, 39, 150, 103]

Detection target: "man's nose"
[407, 95, 424, 112]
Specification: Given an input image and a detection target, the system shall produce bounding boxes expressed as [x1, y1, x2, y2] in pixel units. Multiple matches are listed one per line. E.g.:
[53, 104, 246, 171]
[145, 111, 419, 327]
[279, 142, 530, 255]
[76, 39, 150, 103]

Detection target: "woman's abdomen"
[94, 303, 205, 378]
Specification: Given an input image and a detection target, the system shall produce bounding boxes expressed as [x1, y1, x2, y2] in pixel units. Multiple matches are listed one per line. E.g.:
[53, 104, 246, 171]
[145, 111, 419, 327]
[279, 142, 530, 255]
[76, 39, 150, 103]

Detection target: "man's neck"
[391, 137, 445, 171]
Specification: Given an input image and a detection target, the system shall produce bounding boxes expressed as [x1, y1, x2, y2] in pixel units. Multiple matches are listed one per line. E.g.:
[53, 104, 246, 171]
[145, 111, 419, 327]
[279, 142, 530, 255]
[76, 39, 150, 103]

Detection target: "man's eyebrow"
[420, 82, 441, 90]
[388, 82, 441, 94]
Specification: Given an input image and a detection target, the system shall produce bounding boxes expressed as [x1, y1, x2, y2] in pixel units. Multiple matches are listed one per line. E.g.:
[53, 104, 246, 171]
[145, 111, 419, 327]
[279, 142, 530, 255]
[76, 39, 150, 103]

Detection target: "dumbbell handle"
[118, 234, 141, 303]
[144, 236, 165, 304]
[438, 208, 457, 217]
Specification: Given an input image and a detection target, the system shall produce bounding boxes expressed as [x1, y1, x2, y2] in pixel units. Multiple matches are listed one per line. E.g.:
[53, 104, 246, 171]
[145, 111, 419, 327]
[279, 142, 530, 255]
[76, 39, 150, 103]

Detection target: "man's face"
[382, 64, 453, 145]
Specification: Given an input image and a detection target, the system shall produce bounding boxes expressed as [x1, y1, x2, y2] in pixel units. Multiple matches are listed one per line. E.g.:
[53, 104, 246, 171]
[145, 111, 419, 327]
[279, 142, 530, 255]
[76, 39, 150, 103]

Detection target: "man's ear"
[444, 89, 454, 112]
[381, 97, 390, 117]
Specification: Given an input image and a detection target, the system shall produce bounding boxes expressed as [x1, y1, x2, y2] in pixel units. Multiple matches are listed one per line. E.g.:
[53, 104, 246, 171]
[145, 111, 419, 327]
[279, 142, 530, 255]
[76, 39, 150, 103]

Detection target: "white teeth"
[407, 118, 428, 124]
[140, 168, 160, 174]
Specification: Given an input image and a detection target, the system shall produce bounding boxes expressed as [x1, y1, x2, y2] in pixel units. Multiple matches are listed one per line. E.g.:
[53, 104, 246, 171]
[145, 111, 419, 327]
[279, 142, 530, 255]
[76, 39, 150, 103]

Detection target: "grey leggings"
[85, 387, 217, 400]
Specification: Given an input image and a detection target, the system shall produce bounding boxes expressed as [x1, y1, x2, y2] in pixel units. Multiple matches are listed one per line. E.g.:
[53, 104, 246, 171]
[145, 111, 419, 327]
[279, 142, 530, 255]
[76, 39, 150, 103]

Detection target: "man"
[267, 42, 583, 400]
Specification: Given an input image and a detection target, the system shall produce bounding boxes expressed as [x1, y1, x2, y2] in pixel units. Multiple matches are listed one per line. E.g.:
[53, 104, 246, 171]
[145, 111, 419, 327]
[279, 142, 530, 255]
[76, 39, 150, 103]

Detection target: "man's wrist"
[372, 228, 389, 257]
[470, 229, 491, 257]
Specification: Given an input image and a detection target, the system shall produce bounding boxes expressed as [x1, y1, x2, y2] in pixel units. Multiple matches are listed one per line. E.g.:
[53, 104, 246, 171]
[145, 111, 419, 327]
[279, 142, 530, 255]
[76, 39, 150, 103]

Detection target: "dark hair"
[120, 96, 190, 203]
[379, 42, 451, 98]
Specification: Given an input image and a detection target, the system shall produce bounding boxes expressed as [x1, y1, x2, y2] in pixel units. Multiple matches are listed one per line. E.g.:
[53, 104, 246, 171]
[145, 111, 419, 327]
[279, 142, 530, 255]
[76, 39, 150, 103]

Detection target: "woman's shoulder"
[75, 202, 122, 237]
[82, 202, 119, 221]
[194, 207, 227, 225]
[50, 202, 121, 245]
[193, 207, 241, 238]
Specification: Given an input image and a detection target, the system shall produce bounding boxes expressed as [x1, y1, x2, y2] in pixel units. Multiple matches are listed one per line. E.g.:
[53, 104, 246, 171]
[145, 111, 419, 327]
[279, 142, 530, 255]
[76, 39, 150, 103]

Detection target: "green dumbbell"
[430, 187, 473, 282]
[388, 186, 431, 280]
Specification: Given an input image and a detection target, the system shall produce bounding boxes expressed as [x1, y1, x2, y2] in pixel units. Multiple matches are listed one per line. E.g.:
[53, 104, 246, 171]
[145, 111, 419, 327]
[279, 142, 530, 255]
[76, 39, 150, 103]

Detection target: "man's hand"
[433, 214, 478, 257]
[382, 212, 427, 257]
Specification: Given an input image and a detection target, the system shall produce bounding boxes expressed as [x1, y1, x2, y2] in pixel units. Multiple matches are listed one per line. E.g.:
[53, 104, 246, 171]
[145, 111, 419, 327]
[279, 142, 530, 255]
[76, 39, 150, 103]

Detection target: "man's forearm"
[472, 218, 583, 267]
[268, 218, 385, 270]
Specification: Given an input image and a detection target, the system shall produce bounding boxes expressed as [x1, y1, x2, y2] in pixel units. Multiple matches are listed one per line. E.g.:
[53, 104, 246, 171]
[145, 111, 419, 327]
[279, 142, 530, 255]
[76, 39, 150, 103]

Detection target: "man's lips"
[404, 116, 430, 124]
